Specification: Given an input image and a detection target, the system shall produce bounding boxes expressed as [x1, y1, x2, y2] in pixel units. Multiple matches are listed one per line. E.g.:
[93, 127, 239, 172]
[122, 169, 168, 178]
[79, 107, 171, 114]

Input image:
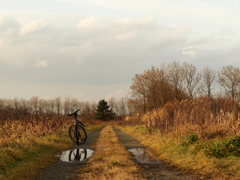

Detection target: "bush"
[185, 133, 198, 144]
[205, 136, 240, 158]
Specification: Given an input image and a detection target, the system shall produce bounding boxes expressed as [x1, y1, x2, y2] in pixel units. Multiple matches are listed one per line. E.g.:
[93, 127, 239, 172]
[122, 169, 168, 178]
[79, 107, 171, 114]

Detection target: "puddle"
[59, 148, 94, 162]
[128, 148, 159, 164]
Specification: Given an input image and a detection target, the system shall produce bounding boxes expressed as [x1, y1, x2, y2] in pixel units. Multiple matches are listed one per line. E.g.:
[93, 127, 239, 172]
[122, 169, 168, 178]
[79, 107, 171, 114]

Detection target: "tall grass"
[120, 97, 240, 179]
[119, 125, 240, 180]
[124, 98, 240, 138]
[0, 113, 103, 180]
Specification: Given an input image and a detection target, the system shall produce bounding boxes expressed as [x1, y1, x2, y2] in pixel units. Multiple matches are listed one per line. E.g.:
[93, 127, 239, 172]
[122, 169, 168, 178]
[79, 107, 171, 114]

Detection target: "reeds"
[124, 98, 240, 139]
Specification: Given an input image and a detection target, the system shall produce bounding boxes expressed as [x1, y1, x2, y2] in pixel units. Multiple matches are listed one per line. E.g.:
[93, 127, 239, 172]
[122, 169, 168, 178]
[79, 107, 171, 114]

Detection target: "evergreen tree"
[94, 99, 114, 121]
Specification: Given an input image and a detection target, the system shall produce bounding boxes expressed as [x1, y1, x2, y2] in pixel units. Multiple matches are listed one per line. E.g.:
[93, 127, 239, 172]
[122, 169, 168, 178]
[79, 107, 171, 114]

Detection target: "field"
[0, 97, 240, 179]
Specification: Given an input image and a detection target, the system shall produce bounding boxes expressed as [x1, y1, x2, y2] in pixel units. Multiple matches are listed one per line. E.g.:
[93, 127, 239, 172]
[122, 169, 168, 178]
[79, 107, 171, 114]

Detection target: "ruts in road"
[34, 125, 201, 180]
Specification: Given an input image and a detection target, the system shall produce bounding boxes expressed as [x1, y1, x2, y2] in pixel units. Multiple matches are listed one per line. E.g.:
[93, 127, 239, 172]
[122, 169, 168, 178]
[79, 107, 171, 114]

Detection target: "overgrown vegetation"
[118, 125, 240, 180]
[0, 132, 71, 180]
[0, 110, 103, 180]
[205, 136, 240, 158]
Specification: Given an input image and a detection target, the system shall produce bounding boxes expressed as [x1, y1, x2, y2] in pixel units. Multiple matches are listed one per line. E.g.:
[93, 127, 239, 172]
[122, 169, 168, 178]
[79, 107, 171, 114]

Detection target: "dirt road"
[34, 126, 202, 180]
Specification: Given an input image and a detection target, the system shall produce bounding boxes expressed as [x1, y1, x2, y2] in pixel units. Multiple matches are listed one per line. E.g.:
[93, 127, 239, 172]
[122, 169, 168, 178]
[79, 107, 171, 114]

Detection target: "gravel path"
[34, 126, 203, 180]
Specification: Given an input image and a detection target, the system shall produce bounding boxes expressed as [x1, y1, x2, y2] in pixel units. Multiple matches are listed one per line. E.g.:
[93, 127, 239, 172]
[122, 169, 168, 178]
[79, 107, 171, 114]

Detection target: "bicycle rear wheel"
[68, 125, 87, 145]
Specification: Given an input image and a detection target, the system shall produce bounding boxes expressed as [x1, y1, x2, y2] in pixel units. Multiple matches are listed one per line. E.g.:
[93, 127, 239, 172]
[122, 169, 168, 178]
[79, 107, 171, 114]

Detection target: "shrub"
[205, 136, 240, 158]
[185, 133, 198, 144]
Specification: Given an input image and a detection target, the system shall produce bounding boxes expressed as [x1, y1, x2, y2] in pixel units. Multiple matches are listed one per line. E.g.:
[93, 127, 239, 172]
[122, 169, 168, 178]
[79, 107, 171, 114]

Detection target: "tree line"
[1, 61, 240, 122]
[0, 96, 131, 122]
[129, 62, 240, 115]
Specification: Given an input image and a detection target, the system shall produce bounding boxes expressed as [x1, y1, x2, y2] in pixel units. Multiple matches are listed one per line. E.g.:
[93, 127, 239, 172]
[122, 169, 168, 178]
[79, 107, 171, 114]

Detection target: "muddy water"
[34, 126, 105, 180]
[59, 148, 94, 162]
[128, 148, 159, 163]
[113, 126, 201, 180]
[112, 126, 160, 164]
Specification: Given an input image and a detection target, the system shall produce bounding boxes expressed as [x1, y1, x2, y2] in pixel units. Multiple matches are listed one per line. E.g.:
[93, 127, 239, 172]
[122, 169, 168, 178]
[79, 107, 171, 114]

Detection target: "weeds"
[205, 136, 240, 158]
[0, 132, 71, 180]
[185, 133, 199, 144]
[0, 115, 103, 180]
[119, 125, 240, 180]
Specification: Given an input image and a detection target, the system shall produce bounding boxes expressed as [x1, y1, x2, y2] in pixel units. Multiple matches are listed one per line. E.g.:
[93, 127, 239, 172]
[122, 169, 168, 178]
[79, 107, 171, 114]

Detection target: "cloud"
[52, 0, 240, 27]
[34, 60, 48, 68]
[0, 14, 238, 88]
[19, 19, 45, 36]
[77, 16, 102, 29]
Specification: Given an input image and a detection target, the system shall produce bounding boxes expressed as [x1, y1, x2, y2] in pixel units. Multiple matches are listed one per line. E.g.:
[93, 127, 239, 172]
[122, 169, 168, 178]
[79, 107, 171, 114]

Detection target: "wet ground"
[33, 126, 105, 180]
[112, 126, 202, 180]
[34, 126, 203, 180]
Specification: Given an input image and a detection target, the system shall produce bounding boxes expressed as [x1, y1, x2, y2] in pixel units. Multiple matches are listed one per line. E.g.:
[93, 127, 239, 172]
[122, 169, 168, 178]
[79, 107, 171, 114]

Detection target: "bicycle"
[68, 109, 87, 146]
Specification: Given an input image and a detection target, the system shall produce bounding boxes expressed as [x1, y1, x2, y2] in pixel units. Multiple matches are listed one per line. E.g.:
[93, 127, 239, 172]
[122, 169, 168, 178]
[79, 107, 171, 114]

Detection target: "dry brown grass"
[76, 125, 144, 180]
[123, 99, 240, 138]
[119, 125, 240, 180]
[0, 114, 104, 180]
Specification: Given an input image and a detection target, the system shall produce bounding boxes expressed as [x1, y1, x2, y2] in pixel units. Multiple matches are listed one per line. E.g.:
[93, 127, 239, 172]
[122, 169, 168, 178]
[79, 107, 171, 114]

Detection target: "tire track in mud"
[34, 126, 105, 180]
[113, 126, 202, 180]
[34, 126, 201, 180]
[75, 125, 144, 180]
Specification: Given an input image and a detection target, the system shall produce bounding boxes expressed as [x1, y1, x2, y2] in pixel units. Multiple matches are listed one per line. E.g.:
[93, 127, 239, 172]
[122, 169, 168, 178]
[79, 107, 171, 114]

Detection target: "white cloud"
[77, 17, 103, 29]
[34, 60, 48, 68]
[52, 0, 240, 27]
[19, 19, 45, 36]
[0, 8, 240, 101]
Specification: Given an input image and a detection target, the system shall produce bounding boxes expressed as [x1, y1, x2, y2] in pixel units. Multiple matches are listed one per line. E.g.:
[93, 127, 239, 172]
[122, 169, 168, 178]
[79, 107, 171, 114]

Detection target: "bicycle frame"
[72, 110, 85, 127]
[68, 109, 87, 146]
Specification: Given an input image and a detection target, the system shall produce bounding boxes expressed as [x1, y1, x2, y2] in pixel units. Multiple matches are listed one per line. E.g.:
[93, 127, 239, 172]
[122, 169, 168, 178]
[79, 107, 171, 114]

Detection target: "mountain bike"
[68, 109, 87, 146]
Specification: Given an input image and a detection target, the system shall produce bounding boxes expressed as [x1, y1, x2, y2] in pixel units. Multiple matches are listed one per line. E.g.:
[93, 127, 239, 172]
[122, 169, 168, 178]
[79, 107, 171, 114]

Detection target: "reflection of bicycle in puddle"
[60, 148, 94, 162]
[69, 148, 87, 162]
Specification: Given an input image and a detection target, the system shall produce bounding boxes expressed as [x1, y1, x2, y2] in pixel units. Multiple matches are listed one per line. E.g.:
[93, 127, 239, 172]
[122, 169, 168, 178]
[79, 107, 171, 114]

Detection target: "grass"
[0, 132, 71, 180]
[0, 124, 103, 180]
[76, 125, 144, 180]
[118, 125, 240, 180]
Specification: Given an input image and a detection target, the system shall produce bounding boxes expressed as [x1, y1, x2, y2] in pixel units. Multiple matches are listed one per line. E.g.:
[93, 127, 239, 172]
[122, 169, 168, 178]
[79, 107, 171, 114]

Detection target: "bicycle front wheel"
[68, 125, 87, 145]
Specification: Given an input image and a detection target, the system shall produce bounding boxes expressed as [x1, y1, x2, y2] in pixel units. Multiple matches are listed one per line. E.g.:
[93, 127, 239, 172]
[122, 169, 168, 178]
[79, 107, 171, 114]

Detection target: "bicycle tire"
[68, 148, 87, 162]
[68, 124, 87, 145]
[75, 125, 80, 146]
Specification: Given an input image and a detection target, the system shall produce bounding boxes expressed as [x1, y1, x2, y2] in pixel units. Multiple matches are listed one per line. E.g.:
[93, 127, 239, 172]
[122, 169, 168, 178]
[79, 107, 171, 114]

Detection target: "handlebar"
[68, 109, 80, 117]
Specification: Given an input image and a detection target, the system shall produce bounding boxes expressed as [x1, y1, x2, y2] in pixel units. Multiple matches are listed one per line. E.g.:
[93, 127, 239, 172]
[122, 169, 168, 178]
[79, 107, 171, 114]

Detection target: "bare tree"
[63, 97, 71, 114]
[130, 65, 174, 112]
[167, 61, 185, 100]
[81, 101, 96, 120]
[202, 66, 216, 97]
[182, 62, 201, 99]
[117, 97, 129, 118]
[30, 96, 39, 119]
[54, 97, 62, 116]
[218, 65, 240, 101]
[108, 97, 129, 119]
[130, 73, 148, 113]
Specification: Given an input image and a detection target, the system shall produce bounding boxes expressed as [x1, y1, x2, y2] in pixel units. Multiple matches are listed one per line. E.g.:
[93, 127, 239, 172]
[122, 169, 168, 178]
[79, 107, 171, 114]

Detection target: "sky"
[0, 0, 240, 102]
